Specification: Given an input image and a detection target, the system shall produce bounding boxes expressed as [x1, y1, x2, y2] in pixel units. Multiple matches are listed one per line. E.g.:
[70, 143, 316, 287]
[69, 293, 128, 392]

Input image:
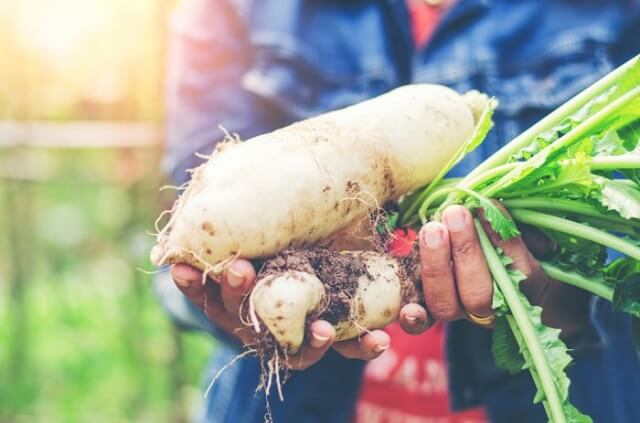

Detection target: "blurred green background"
[0, 1, 216, 421]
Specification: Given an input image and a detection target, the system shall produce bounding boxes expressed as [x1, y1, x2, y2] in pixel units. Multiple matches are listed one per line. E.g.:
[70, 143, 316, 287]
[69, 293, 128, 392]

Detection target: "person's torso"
[179, 1, 640, 421]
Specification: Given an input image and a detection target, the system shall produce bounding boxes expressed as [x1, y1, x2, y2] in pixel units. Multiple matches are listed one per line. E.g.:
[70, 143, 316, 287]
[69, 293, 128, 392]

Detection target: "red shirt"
[355, 323, 487, 423]
[407, 0, 446, 49]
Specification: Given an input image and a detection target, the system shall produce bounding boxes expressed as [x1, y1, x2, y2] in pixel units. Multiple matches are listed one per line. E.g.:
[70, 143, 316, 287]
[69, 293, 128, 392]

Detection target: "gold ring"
[465, 310, 497, 327]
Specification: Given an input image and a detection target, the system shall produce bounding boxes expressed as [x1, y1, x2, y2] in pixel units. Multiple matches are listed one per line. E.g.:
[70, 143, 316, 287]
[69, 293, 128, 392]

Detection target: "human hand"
[398, 205, 590, 338]
[171, 261, 391, 369]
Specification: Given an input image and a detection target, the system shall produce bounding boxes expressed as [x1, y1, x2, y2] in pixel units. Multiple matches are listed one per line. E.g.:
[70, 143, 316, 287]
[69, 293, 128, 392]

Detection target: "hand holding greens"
[401, 55, 640, 423]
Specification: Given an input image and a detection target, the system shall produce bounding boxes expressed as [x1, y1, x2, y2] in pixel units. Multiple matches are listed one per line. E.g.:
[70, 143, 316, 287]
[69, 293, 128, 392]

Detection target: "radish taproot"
[248, 248, 421, 354]
[151, 84, 487, 273]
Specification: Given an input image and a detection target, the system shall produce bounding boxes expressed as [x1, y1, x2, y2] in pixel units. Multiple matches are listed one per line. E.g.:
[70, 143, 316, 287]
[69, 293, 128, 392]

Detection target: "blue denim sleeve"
[164, 0, 288, 185]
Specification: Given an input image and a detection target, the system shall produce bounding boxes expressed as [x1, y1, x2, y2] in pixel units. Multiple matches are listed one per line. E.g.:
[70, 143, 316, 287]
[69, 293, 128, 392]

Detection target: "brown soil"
[249, 245, 422, 348]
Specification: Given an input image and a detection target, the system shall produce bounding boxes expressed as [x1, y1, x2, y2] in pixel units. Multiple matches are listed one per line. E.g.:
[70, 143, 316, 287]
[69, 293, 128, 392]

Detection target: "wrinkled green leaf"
[502, 139, 596, 200]
[618, 120, 640, 152]
[508, 61, 637, 163]
[488, 248, 590, 422]
[518, 294, 572, 402]
[591, 129, 626, 157]
[467, 197, 520, 239]
[511, 125, 567, 161]
[595, 178, 640, 219]
[492, 280, 507, 312]
[492, 316, 525, 374]
[462, 97, 498, 156]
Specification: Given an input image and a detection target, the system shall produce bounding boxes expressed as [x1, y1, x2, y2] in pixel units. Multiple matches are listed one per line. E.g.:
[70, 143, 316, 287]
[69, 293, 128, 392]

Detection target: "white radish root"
[150, 84, 483, 273]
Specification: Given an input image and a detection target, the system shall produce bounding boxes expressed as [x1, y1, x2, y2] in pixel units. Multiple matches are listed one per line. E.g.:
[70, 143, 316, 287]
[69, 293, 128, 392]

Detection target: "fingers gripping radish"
[248, 249, 420, 354]
[151, 85, 485, 272]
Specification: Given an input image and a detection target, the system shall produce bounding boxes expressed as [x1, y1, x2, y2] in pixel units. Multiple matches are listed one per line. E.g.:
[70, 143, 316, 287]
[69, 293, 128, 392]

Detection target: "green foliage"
[591, 129, 626, 156]
[0, 148, 214, 423]
[601, 257, 640, 318]
[477, 226, 591, 422]
[595, 178, 640, 220]
[472, 197, 521, 239]
[543, 228, 608, 276]
[491, 250, 580, 416]
[491, 317, 524, 374]
[613, 275, 640, 317]
[402, 56, 640, 423]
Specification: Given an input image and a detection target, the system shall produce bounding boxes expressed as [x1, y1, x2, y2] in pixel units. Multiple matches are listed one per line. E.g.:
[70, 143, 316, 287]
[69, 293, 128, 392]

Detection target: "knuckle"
[429, 301, 460, 321]
[451, 239, 475, 259]
[519, 261, 538, 279]
[203, 302, 226, 321]
[462, 291, 492, 313]
[421, 262, 452, 281]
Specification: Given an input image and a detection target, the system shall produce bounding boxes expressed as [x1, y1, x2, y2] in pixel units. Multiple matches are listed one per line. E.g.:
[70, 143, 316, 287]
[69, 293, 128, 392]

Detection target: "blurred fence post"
[4, 158, 32, 394]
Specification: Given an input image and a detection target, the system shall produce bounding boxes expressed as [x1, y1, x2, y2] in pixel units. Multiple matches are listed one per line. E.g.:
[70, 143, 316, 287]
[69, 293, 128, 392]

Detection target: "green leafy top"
[398, 55, 640, 423]
[478, 232, 591, 423]
[404, 55, 640, 241]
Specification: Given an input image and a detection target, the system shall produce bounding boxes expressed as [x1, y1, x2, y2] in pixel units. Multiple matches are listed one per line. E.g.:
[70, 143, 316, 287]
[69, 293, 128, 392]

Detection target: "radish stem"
[510, 209, 640, 260]
[475, 220, 568, 423]
[502, 198, 640, 229]
[540, 262, 614, 302]
[591, 155, 640, 170]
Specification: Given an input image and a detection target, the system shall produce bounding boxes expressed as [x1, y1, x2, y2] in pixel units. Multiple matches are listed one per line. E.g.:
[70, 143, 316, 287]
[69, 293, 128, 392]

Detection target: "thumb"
[172, 264, 207, 308]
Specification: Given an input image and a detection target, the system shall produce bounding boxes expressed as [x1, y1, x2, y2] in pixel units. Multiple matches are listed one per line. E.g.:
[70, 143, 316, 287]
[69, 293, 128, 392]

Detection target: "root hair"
[204, 348, 257, 398]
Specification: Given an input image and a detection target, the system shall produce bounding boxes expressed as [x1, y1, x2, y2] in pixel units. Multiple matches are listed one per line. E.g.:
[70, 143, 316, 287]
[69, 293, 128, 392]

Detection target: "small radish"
[247, 248, 421, 354]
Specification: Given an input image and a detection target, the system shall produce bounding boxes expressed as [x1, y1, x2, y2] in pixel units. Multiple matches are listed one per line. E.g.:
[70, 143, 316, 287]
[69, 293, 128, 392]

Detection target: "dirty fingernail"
[373, 343, 389, 354]
[227, 268, 245, 288]
[405, 315, 418, 324]
[174, 277, 191, 288]
[423, 223, 442, 248]
[444, 207, 467, 232]
[310, 333, 331, 349]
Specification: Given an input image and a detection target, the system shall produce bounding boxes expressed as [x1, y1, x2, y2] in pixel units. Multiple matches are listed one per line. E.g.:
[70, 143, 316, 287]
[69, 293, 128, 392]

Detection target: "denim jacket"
[161, 1, 640, 422]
